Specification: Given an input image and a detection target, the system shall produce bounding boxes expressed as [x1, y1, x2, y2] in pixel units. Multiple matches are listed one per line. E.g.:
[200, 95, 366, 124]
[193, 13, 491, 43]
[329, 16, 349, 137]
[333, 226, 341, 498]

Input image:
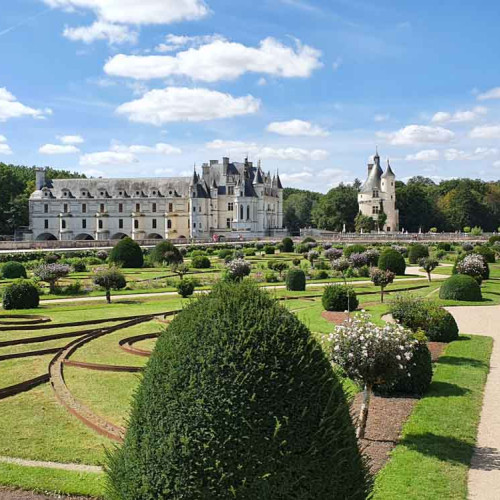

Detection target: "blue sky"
[2, 0, 500, 192]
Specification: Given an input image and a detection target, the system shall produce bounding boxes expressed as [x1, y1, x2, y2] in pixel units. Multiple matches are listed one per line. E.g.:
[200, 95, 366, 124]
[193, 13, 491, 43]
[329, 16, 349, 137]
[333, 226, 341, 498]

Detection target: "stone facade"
[29, 157, 286, 241]
[358, 151, 399, 232]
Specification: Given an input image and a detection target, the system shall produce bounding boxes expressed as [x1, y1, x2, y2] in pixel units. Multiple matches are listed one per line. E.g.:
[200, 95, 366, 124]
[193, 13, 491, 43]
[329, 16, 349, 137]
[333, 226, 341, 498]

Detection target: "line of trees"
[284, 176, 500, 233]
[0, 163, 85, 236]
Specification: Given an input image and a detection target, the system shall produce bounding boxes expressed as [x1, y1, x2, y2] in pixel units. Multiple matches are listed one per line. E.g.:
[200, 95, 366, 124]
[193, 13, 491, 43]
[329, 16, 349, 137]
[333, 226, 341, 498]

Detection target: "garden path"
[446, 306, 500, 500]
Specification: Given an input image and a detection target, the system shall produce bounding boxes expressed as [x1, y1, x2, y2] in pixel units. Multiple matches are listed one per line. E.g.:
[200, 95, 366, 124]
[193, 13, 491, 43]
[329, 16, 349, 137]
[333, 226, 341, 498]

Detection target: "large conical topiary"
[149, 240, 183, 266]
[109, 237, 144, 268]
[106, 281, 369, 500]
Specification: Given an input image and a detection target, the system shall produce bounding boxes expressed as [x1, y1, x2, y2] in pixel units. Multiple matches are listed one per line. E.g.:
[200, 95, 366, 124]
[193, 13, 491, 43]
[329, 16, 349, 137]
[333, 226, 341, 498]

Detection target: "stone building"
[29, 157, 286, 241]
[357, 151, 399, 231]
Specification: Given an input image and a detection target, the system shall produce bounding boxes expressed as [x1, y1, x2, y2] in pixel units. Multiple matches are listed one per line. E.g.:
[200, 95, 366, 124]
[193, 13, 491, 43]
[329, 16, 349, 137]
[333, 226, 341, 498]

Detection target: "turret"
[35, 167, 46, 190]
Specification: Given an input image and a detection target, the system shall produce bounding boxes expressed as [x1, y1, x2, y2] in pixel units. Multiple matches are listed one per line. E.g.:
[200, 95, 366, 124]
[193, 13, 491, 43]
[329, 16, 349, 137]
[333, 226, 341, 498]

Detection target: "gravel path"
[445, 306, 500, 500]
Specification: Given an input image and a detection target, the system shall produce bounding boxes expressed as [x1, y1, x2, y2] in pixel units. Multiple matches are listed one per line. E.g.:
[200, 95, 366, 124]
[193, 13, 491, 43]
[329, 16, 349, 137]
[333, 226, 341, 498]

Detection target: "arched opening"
[36, 232, 57, 241]
[111, 232, 128, 240]
[218, 235, 225, 242]
[178, 235, 187, 240]
[147, 233, 163, 239]
[74, 233, 94, 241]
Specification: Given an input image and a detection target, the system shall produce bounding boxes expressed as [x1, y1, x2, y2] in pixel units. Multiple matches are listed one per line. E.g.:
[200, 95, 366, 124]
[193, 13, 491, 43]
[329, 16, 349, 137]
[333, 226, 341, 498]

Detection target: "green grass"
[373, 334, 492, 500]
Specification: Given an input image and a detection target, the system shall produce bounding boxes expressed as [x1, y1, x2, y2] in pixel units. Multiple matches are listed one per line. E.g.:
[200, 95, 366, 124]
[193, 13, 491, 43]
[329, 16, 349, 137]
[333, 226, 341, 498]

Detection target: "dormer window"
[373, 189, 379, 198]
[119, 191, 123, 196]
[62, 190, 69, 197]
[100, 191, 104, 197]
[136, 191, 140, 196]
[169, 190, 172, 196]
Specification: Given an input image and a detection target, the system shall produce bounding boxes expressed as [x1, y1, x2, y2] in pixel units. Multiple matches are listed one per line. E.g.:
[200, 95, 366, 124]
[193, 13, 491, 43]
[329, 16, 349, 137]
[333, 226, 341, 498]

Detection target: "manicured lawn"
[373, 334, 492, 499]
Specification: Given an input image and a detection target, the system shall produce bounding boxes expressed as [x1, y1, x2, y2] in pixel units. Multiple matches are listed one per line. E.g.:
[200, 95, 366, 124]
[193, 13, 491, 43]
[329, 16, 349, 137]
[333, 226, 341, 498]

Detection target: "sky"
[2, 0, 500, 192]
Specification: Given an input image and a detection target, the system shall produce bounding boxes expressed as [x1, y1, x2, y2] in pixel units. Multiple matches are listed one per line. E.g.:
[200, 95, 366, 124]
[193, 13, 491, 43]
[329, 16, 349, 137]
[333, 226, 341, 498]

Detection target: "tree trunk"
[427, 271, 432, 282]
[356, 383, 372, 439]
[380, 286, 384, 303]
[106, 290, 111, 304]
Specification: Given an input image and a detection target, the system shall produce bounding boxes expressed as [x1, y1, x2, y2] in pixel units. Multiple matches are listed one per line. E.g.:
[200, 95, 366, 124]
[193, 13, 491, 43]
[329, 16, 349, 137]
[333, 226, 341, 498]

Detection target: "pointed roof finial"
[375, 145, 379, 157]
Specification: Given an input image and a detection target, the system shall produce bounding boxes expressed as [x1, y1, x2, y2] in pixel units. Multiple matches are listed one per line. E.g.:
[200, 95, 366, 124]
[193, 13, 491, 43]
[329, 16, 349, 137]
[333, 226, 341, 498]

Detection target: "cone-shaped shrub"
[439, 274, 482, 301]
[408, 244, 429, 264]
[281, 236, 294, 252]
[109, 238, 143, 268]
[286, 268, 306, 291]
[149, 241, 183, 266]
[106, 281, 369, 500]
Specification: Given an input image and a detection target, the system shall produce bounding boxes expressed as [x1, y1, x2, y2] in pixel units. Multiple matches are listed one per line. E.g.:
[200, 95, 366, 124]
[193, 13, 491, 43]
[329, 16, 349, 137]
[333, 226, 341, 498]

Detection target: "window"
[44, 192, 48, 197]
[152, 203, 157, 213]
[119, 191, 123, 196]
[373, 189, 379, 198]
[240, 205, 244, 220]
[168, 202, 173, 212]
[152, 190, 156, 196]
[199, 206, 202, 212]
[98, 220, 103, 229]
[152, 219, 157, 229]
[228, 202, 234, 211]
[44, 204, 48, 213]
[100, 203, 105, 213]
[226, 218, 231, 229]
[192, 205, 196, 212]
[119, 219, 123, 229]
[100, 191, 104, 197]
[63, 203, 68, 213]
[134, 220, 139, 229]
[119, 203, 123, 213]
[44, 219, 49, 229]
[167, 219, 172, 229]
[82, 203, 87, 213]
[247, 206, 250, 220]
[61, 220, 66, 229]
[136, 191, 140, 196]
[82, 220, 87, 229]
[135, 203, 140, 212]
[372, 206, 380, 215]
[193, 222, 196, 229]
[227, 186, 234, 195]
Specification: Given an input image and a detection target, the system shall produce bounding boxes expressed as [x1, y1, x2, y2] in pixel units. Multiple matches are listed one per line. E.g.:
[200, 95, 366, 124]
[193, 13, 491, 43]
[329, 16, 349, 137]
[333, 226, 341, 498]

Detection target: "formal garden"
[0, 235, 499, 499]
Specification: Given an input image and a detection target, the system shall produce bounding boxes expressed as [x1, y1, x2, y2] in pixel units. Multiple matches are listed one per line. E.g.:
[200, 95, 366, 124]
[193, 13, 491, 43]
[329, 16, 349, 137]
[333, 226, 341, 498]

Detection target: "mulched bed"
[0, 487, 95, 500]
[321, 310, 350, 325]
[428, 341, 447, 362]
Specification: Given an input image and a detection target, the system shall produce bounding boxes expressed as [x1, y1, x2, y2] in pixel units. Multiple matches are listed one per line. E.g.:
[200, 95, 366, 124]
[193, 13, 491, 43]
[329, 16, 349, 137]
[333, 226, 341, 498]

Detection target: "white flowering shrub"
[224, 258, 252, 281]
[328, 313, 417, 438]
[456, 254, 487, 281]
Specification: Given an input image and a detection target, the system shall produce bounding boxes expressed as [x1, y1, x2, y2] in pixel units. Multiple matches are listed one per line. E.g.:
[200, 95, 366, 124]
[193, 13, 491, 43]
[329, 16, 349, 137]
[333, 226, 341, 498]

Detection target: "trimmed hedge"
[109, 238, 144, 268]
[106, 281, 369, 500]
[286, 268, 306, 291]
[263, 245, 276, 255]
[439, 274, 482, 301]
[474, 245, 496, 263]
[191, 255, 211, 269]
[378, 249, 406, 275]
[149, 241, 183, 266]
[2, 279, 39, 310]
[343, 244, 367, 258]
[281, 237, 294, 253]
[408, 244, 429, 264]
[322, 285, 358, 312]
[1, 261, 27, 279]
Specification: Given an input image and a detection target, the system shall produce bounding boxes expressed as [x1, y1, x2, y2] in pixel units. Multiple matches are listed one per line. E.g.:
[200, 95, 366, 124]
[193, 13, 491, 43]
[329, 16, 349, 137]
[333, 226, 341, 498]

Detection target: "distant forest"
[0, 163, 85, 235]
[1, 163, 500, 236]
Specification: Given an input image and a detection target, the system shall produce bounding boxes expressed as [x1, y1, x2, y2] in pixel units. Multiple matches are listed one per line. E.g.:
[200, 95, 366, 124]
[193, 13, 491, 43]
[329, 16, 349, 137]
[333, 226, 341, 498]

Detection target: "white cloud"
[58, 134, 84, 145]
[79, 151, 137, 166]
[378, 125, 455, 145]
[0, 87, 49, 121]
[206, 139, 328, 161]
[431, 106, 487, 124]
[63, 21, 138, 45]
[155, 33, 224, 52]
[266, 119, 329, 137]
[39, 144, 80, 154]
[405, 149, 440, 161]
[0, 135, 12, 155]
[111, 143, 182, 155]
[469, 125, 500, 139]
[42, 0, 209, 25]
[374, 113, 389, 122]
[116, 87, 260, 125]
[104, 37, 322, 82]
[444, 147, 498, 161]
[477, 87, 500, 101]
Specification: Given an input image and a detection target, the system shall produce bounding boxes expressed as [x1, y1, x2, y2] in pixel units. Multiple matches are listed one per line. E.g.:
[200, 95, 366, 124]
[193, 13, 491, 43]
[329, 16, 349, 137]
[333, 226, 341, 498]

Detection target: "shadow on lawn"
[425, 381, 470, 397]
[401, 433, 473, 466]
[438, 356, 489, 369]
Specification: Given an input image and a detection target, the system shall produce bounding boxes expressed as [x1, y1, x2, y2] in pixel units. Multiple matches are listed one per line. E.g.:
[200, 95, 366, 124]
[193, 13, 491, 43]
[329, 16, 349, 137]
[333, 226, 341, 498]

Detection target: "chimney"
[222, 157, 229, 167]
[202, 163, 210, 178]
[35, 167, 46, 190]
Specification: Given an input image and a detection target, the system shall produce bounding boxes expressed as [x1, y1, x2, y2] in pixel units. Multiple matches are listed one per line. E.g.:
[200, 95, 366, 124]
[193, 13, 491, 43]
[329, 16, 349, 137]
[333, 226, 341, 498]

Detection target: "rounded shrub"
[408, 244, 429, 264]
[376, 340, 432, 396]
[292, 257, 301, 266]
[301, 236, 316, 243]
[437, 242, 451, 252]
[322, 285, 358, 312]
[191, 255, 211, 269]
[378, 248, 406, 275]
[106, 281, 369, 500]
[474, 245, 496, 263]
[177, 279, 195, 298]
[439, 274, 482, 301]
[218, 248, 233, 259]
[71, 259, 87, 273]
[109, 238, 144, 268]
[263, 245, 275, 255]
[281, 237, 294, 253]
[149, 241, 182, 266]
[1, 261, 27, 279]
[343, 244, 367, 258]
[427, 308, 459, 342]
[2, 279, 39, 310]
[286, 268, 306, 291]
[488, 235, 500, 246]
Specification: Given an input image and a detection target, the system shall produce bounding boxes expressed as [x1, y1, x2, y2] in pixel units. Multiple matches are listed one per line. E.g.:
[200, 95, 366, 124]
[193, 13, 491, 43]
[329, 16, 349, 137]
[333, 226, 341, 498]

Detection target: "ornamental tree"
[268, 260, 289, 279]
[328, 313, 417, 438]
[170, 262, 190, 280]
[34, 263, 71, 294]
[93, 266, 126, 303]
[307, 250, 319, 268]
[324, 247, 343, 261]
[331, 257, 351, 285]
[419, 257, 439, 282]
[370, 267, 395, 302]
